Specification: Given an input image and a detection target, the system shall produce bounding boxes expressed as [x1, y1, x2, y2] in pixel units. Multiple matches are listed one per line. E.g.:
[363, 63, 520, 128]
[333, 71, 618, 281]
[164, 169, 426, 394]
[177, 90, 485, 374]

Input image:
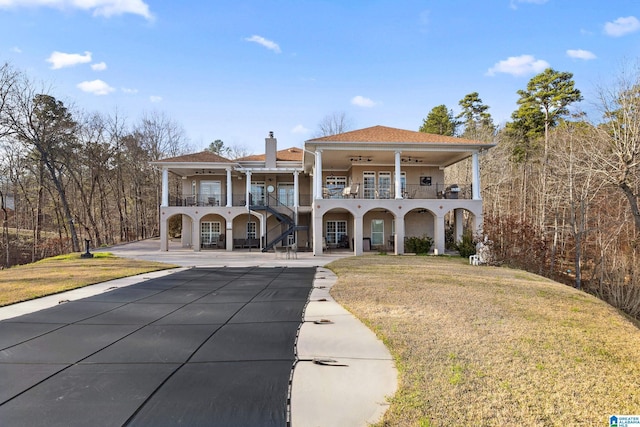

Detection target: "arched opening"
[199, 213, 227, 250]
[231, 213, 262, 249]
[404, 208, 437, 253]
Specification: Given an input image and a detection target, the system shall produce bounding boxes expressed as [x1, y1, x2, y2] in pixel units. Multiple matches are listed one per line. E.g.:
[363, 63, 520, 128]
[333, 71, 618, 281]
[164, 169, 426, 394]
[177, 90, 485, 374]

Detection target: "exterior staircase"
[250, 195, 308, 252]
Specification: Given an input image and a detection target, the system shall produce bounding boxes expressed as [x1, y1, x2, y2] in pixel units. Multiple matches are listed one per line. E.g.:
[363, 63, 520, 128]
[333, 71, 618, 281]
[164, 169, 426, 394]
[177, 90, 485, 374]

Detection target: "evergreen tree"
[419, 104, 458, 136]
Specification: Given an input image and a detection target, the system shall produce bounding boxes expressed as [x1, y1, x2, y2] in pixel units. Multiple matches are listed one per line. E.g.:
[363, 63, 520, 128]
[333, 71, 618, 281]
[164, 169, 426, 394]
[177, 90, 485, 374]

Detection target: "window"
[363, 172, 376, 199]
[201, 221, 221, 245]
[251, 182, 265, 205]
[325, 176, 346, 199]
[371, 219, 384, 246]
[199, 180, 221, 206]
[246, 221, 256, 239]
[378, 172, 391, 199]
[278, 183, 295, 206]
[325, 220, 347, 246]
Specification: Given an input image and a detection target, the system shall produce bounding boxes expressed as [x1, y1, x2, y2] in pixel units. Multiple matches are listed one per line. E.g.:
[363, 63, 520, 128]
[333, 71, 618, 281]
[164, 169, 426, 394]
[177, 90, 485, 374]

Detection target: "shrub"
[456, 230, 476, 258]
[405, 235, 434, 254]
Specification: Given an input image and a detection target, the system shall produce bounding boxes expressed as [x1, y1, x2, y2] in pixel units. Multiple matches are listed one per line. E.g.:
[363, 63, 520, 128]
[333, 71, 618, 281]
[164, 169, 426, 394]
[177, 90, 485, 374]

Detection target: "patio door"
[201, 221, 221, 245]
[278, 183, 295, 206]
[251, 182, 265, 206]
[363, 172, 376, 199]
[200, 181, 221, 206]
[371, 219, 384, 246]
[378, 172, 391, 199]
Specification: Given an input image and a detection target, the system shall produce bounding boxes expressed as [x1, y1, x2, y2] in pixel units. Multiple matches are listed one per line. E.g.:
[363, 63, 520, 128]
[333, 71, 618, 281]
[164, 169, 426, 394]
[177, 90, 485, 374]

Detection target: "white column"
[472, 151, 481, 200]
[160, 212, 168, 251]
[394, 151, 402, 199]
[394, 215, 405, 255]
[313, 210, 323, 255]
[354, 215, 363, 256]
[193, 217, 201, 252]
[161, 168, 169, 207]
[245, 171, 252, 208]
[434, 214, 445, 255]
[315, 150, 323, 200]
[226, 168, 232, 207]
[293, 171, 300, 208]
[455, 209, 464, 243]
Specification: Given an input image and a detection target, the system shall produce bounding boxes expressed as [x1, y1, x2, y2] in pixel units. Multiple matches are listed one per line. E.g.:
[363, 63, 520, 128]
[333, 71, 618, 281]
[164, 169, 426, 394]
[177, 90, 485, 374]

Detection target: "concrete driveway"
[0, 239, 397, 426]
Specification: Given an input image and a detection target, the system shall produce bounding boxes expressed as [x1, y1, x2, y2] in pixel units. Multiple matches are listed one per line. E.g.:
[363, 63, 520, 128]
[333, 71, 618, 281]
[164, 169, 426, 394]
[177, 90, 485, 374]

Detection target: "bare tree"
[4, 73, 81, 252]
[314, 111, 353, 137]
[590, 64, 640, 234]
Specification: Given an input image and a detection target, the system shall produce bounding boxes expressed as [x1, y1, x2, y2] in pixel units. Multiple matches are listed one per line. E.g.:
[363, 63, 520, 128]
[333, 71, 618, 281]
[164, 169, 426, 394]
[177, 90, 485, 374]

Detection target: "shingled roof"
[307, 125, 484, 144]
[236, 147, 303, 162]
[154, 151, 234, 163]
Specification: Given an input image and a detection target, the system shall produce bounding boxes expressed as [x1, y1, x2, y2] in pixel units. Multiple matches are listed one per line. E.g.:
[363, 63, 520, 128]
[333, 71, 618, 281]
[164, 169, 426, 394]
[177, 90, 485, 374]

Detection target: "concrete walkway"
[0, 239, 398, 426]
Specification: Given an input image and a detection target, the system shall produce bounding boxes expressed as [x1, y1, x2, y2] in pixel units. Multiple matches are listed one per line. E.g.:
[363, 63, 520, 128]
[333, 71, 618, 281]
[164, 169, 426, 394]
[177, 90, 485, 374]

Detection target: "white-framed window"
[201, 221, 221, 245]
[325, 176, 346, 199]
[399, 172, 406, 197]
[363, 171, 376, 199]
[378, 171, 391, 199]
[278, 183, 295, 206]
[371, 219, 384, 246]
[199, 180, 221, 206]
[247, 221, 256, 239]
[325, 220, 347, 246]
[251, 182, 265, 206]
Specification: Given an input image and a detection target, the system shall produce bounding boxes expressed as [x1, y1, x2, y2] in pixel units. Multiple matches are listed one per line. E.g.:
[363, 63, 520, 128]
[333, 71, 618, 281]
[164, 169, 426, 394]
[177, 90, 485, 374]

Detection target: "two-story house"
[152, 125, 495, 256]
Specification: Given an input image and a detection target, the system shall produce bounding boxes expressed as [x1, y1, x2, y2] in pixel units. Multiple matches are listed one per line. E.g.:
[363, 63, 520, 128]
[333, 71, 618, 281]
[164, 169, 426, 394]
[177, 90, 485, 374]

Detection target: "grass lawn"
[0, 252, 177, 306]
[328, 255, 640, 427]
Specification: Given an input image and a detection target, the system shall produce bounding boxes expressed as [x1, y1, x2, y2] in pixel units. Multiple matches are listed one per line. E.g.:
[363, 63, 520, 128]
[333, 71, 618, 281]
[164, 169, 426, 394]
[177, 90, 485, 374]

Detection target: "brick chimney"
[265, 131, 277, 168]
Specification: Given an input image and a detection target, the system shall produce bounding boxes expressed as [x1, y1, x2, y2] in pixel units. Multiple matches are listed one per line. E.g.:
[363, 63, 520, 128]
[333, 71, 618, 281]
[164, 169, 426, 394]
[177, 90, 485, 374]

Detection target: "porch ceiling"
[315, 148, 472, 171]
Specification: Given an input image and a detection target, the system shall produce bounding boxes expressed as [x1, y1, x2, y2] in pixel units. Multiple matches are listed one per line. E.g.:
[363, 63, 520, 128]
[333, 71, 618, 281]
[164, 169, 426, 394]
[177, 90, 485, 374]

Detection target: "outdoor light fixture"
[402, 157, 422, 163]
[349, 156, 372, 162]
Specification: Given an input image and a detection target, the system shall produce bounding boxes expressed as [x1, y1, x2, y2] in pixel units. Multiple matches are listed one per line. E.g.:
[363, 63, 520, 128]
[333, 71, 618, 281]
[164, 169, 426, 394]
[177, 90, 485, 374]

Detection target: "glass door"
[371, 219, 384, 246]
[278, 183, 295, 206]
[251, 182, 265, 206]
[363, 172, 376, 199]
[200, 181, 221, 206]
[378, 172, 391, 199]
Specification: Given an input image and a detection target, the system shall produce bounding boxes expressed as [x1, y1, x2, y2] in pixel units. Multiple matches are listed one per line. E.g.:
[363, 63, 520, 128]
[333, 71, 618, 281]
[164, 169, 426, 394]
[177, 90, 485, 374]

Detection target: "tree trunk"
[619, 182, 640, 235]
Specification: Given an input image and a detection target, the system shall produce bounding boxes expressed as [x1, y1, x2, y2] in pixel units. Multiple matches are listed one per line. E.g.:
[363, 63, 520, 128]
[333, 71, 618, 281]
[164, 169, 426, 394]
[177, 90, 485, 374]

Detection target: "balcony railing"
[322, 183, 471, 200]
[168, 193, 313, 207]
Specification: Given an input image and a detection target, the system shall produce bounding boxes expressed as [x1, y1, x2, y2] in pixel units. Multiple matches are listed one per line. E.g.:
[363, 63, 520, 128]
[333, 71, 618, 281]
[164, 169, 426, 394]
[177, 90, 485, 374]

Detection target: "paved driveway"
[0, 266, 316, 426]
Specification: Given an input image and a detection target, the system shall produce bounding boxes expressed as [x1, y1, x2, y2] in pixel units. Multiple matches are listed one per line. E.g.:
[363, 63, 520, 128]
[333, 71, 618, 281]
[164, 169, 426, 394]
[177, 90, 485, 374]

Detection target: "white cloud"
[351, 95, 379, 108]
[604, 16, 640, 37]
[149, 95, 162, 103]
[11, 46, 22, 53]
[0, 0, 153, 20]
[77, 79, 114, 95]
[244, 35, 281, 53]
[486, 54, 549, 76]
[47, 50, 92, 69]
[91, 61, 107, 71]
[291, 124, 309, 134]
[121, 87, 138, 94]
[566, 49, 596, 60]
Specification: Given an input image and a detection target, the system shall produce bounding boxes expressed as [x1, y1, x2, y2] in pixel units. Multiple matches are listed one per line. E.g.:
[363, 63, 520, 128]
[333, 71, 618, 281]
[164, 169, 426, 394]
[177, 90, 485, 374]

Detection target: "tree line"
[428, 65, 640, 319]
[1, 58, 639, 320]
[0, 62, 190, 266]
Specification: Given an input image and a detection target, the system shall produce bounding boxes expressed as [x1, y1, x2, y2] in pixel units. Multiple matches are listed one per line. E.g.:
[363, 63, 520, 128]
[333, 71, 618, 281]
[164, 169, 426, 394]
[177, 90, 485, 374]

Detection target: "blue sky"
[1, 0, 639, 154]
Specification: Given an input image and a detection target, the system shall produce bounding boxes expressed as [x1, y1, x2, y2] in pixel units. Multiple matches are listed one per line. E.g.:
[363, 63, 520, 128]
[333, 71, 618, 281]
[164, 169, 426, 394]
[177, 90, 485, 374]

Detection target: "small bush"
[456, 230, 476, 258]
[405, 235, 434, 254]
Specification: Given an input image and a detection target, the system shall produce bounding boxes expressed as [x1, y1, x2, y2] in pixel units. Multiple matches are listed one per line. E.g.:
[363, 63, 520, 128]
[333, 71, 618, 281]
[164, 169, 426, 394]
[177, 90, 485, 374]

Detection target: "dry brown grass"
[0, 252, 176, 306]
[328, 255, 640, 427]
